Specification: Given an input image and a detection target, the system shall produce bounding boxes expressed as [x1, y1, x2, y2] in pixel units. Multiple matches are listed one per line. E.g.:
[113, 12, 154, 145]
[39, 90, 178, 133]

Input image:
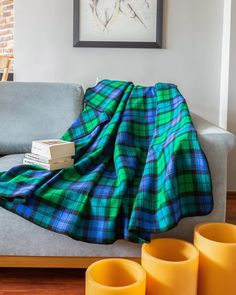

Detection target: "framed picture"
[73, 0, 163, 48]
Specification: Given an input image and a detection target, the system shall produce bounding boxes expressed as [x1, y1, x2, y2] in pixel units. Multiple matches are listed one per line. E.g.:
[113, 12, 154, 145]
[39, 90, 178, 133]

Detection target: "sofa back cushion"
[0, 82, 84, 155]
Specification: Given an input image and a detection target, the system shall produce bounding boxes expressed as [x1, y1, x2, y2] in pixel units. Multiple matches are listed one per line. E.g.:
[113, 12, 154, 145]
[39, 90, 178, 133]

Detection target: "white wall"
[14, 0, 224, 124]
[228, 0, 236, 191]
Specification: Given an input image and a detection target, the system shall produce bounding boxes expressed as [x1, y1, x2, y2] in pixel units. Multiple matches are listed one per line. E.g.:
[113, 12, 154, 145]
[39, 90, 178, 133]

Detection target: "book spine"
[25, 154, 49, 164]
[23, 159, 49, 170]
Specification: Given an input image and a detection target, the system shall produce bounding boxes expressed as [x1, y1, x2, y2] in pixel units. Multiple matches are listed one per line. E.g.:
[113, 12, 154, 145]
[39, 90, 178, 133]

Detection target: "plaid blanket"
[0, 80, 213, 244]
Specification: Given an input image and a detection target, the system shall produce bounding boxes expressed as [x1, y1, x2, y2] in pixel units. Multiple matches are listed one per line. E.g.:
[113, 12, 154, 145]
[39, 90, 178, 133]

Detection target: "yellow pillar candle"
[86, 258, 146, 295]
[194, 222, 236, 295]
[142, 238, 199, 295]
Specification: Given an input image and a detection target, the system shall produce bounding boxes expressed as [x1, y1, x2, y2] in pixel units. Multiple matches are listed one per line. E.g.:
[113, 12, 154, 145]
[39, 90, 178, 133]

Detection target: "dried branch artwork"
[89, 0, 151, 31]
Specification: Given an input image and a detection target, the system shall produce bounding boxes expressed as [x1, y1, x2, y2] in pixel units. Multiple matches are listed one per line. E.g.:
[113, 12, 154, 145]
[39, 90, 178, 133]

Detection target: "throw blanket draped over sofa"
[0, 80, 213, 244]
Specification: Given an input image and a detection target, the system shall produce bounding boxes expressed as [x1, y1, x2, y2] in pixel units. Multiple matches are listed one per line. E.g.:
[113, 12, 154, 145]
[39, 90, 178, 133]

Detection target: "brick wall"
[0, 0, 14, 57]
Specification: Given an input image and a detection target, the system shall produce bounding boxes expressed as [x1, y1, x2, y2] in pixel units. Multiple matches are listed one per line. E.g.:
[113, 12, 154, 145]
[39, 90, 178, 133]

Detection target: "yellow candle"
[194, 222, 236, 295]
[86, 258, 146, 295]
[142, 238, 199, 295]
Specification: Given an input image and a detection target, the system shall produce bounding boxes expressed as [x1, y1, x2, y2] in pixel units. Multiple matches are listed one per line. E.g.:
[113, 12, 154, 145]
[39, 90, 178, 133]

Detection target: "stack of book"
[23, 139, 75, 171]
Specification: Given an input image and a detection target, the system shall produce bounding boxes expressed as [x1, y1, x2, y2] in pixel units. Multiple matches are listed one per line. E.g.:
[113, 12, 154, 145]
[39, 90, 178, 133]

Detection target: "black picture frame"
[73, 0, 163, 49]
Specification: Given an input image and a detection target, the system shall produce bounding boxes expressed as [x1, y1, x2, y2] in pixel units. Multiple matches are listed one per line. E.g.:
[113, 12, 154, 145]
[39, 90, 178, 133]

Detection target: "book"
[31, 139, 75, 159]
[24, 153, 73, 164]
[23, 158, 74, 171]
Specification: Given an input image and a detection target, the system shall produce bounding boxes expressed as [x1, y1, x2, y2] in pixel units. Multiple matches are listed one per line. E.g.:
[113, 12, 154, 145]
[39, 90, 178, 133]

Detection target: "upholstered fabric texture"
[0, 82, 235, 256]
[0, 154, 24, 172]
[0, 82, 84, 155]
[0, 114, 235, 256]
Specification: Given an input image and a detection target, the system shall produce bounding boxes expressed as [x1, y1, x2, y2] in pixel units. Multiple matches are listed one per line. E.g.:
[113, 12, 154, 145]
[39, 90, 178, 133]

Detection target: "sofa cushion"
[0, 82, 84, 155]
[0, 153, 141, 257]
[0, 154, 25, 172]
[0, 207, 142, 257]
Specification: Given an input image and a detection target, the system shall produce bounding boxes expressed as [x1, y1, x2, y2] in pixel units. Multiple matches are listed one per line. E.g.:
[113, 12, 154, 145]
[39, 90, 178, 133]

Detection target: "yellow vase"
[86, 258, 146, 295]
[194, 222, 236, 295]
[142, 238, 199, 295]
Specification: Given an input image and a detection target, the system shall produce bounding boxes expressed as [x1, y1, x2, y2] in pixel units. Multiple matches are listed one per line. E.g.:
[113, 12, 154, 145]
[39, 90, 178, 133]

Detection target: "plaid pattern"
[0, 80, 213, 244]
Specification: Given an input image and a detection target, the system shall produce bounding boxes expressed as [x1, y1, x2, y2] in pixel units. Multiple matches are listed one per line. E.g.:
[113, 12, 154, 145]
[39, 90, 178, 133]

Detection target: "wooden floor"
[0, 198, 235, 295]
[0, 268, 85, 295]
[226, 197, 236, 224]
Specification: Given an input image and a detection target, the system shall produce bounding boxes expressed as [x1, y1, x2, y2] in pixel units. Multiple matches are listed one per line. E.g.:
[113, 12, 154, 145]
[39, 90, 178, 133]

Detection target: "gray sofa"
[0, 82, 235, 266]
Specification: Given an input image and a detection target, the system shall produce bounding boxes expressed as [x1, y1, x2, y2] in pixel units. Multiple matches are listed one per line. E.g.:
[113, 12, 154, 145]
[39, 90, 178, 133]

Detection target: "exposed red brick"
[1, 0, 12, 5]
[0, 23, 13, 30]
[0, 0, 14, 68]
[2, 11, 11, 17]
[2, 35, 13, 41]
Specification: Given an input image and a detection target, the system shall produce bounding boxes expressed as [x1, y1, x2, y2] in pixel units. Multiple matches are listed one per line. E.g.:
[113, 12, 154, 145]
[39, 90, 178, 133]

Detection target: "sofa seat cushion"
[0, 154, 25, 172]
[0, 208, 223, 257]
[0, 154, 141, 257]
[0, 207, 141, 257]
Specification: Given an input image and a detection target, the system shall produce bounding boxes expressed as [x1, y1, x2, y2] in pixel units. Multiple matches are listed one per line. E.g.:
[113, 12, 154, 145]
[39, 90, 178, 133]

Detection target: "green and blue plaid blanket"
[0, 80, 213, 244]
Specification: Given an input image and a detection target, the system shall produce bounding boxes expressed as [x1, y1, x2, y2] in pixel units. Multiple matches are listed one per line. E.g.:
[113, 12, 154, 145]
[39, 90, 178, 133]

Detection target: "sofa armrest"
[191, 112, 236, 152]
[191, 112, 236, 222]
